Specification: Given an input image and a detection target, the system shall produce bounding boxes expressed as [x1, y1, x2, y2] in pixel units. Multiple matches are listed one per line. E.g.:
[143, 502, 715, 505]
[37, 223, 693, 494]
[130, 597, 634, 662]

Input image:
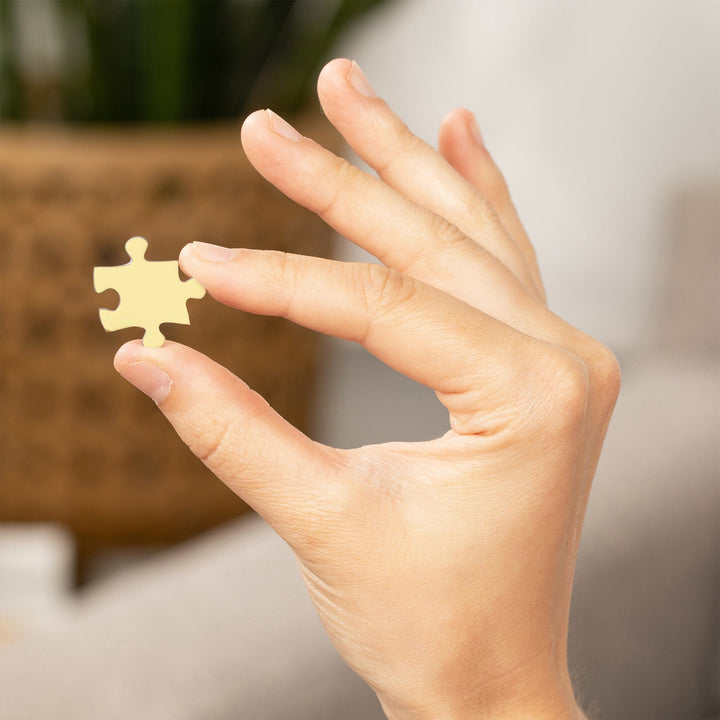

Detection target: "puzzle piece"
[94, 236, 206, 347]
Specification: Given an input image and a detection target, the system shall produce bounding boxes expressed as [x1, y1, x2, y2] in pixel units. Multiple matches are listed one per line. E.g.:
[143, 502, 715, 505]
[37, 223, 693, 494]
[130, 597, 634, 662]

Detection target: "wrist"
[376, 669, 585, 720]
[380, 696, 585, 720]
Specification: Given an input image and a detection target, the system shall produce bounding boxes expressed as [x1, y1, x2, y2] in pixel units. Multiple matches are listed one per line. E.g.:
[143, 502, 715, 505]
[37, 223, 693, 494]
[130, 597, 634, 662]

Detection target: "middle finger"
[241, 109, 534, 332]
[316, 58, 541, 298]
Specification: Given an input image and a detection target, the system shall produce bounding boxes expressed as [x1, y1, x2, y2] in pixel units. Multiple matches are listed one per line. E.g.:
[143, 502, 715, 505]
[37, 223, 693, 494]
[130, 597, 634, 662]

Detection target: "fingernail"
[468, 112, 484, 146]
[266, 109, 303, 141]
[347, 61, 376, 97]
[118, 361, 172, 404]
[192, 241, 236, 262]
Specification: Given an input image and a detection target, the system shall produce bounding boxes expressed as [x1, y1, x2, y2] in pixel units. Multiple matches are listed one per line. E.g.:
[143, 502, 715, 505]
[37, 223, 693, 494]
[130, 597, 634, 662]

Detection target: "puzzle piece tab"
[94, 236, 206, 347]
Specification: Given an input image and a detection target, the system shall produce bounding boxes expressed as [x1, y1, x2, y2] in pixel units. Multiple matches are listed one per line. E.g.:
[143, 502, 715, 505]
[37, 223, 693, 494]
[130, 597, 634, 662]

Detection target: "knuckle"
[384, 117, 423, 166]
[335, 155, 364, 189]
[485, 174, 513, 214]
[265, 250, 303, 316]
[395, 116, 421, 150]
[189, 396, 271, 479]
[427, 212, 469, 250]
[261, 249, 293, 284]
[191, 410, 243, 471]
[354, 264, 416, 335]
[317, 156, 364, 218]
[371, 113, 423, 175]
[532, 349, 590, 434]
[586, 340, 622, 409]
[465, 185, 502, 231]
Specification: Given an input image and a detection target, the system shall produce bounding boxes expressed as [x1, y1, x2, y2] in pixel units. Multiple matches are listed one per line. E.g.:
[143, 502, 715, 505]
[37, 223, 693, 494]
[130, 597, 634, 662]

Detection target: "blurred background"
[0, 1, 718, 719]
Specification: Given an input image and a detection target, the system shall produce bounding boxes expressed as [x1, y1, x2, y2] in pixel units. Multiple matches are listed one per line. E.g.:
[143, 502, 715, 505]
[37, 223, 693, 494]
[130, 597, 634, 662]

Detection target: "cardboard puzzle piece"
[94, 236, 206, 347]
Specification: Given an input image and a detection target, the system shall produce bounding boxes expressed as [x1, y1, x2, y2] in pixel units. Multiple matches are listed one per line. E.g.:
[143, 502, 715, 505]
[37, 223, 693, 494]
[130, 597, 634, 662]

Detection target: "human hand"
[114, 59, 620, 720]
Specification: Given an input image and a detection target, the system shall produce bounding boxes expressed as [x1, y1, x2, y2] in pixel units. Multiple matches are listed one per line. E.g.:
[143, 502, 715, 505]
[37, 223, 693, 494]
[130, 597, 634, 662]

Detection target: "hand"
[114, 59, 619, 720]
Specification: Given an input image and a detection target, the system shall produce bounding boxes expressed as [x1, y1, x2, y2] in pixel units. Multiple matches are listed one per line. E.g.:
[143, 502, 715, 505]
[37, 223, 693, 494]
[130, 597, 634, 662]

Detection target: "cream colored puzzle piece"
[94, 236, 206, 347]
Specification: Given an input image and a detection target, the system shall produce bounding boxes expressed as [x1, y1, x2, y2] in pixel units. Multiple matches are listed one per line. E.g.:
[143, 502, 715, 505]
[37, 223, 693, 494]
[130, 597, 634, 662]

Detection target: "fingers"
[240, 108, 534, 326]
[438, 108, 545, 302]
[113, 340, 343, 540]
[241, 108, 485, 277]
[316, 58, 541, 298]
[239, 102, 588, 369]
[179, 243, 541, 433]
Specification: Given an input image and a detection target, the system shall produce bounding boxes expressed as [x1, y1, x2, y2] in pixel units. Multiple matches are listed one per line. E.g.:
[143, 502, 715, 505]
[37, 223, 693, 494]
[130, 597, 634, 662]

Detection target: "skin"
[114, 59, 620, 719]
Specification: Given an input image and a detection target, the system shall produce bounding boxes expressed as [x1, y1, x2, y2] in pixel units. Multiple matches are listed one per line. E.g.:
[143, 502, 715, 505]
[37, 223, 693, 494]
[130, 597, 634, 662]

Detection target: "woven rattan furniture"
[0, 120, 335, 579]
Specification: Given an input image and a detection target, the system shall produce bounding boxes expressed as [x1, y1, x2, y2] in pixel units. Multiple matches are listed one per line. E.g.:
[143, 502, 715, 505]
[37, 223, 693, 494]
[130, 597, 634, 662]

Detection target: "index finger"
[180, 244, 544, 434]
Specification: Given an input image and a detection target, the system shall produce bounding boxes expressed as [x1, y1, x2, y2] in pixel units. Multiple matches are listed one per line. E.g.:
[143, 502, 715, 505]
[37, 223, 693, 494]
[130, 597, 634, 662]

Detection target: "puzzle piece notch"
[94, 236, 206, 347]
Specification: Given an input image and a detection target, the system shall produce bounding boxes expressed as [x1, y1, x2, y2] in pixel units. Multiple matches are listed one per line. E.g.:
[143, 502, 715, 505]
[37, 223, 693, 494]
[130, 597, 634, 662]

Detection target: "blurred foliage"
[0, 0, 384, 123]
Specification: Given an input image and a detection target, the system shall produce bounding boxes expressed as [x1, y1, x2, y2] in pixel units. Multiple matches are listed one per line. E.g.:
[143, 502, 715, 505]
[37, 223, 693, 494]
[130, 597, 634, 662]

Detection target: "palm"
[294, 413, 590, 706]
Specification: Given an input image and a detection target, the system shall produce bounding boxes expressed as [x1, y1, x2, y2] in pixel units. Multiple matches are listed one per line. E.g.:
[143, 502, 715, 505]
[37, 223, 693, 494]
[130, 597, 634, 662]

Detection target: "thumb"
[114, 340, 344, 544]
